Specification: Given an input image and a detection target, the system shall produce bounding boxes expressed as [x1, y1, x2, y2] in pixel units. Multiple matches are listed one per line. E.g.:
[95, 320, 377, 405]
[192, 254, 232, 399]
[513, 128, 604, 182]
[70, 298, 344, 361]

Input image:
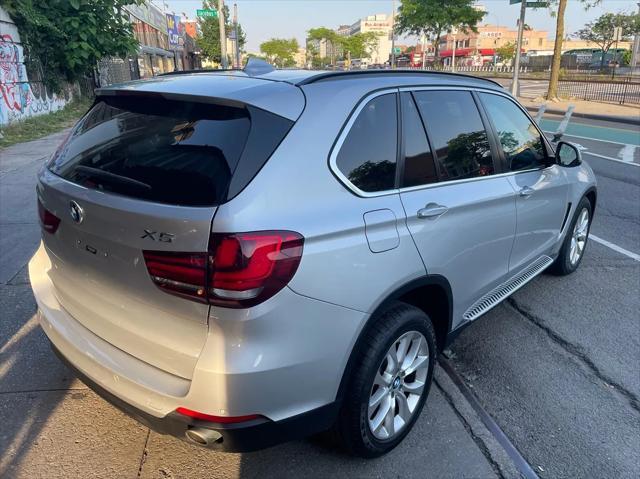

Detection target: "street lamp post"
[510, 0, 527, 96]
[451, 28, 458, 72]
[218, 0, 227, 69]
[391, 0, 396, 69]
[421, 33, 427, 70]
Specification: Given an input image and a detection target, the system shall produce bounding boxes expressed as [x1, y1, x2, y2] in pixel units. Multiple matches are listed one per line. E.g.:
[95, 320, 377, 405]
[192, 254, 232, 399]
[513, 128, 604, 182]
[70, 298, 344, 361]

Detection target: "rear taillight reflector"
[143, 230, 303, 308]
[37, 197, 61, 234]
[176, 407, 262, 424]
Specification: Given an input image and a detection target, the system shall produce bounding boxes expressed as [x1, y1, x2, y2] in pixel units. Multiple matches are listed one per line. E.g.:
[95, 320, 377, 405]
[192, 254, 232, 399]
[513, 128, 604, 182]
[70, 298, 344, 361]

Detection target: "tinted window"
[401, 92, 437, 188]
[480, 93, 547, 171]
[336, 93, 397, 192]
[413, 90, 494, 181]
[49, 98, 292, 206]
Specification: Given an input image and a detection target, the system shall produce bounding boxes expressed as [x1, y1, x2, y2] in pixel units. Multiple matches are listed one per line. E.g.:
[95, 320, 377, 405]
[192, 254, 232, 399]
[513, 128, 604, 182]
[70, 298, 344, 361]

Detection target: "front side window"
[479, 93, 547, 171]
[336, 93, 397, 193]
[413, 90, 494, 181]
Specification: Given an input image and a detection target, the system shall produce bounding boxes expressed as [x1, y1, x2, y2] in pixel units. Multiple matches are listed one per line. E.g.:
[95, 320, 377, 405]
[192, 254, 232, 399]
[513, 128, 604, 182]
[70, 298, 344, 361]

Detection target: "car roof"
[158, 67, 504, 90]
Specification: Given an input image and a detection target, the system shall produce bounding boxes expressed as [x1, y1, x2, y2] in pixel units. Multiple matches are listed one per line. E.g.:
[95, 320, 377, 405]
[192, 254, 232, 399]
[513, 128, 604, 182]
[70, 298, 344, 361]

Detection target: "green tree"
[307, 27, 341, 66]
[259, 38, 299, 68]
[576, 12, 640, 71]
[496, 42, 517, 65]
[340, 32, 381, 65]
[3, 0, 140, 91]
[395, 0, 486, 62]
[197, 1, 246, 65]
[547, 0, 601, 100]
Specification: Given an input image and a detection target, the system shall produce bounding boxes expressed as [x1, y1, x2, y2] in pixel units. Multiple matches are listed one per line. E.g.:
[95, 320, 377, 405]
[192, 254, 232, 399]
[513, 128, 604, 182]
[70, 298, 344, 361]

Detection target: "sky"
[163, 0, 638, 53]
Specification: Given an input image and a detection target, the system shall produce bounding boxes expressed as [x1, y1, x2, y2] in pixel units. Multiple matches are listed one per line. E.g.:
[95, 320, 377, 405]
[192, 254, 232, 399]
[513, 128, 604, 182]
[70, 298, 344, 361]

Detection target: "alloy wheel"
[569, 207, 590, 266]
[367, 331, 429, 440]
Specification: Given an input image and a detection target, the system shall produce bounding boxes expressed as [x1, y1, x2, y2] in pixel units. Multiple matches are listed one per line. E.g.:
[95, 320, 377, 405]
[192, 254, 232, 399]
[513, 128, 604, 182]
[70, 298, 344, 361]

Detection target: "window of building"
[479, 93, 547, 171]
[413, 90, 494, 181]
[401, 93, 437, 188]
[336, 93, 397, 193]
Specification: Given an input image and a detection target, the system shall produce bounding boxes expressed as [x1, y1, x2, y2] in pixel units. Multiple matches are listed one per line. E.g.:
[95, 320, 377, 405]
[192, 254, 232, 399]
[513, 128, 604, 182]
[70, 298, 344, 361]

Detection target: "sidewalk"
[517, 97, 640, 125]
[0, 132, 509, 478]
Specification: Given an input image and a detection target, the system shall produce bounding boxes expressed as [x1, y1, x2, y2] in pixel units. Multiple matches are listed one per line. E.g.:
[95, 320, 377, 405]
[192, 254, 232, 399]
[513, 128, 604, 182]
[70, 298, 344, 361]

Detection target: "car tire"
[334, 301, 436, 457]
[549, 196, 592, 276]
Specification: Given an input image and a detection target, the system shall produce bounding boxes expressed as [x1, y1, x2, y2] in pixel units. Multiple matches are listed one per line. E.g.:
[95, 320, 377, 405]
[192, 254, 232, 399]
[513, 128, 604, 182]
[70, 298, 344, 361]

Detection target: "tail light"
[37, 197, 61, 234]
[143, 231, 304, 308]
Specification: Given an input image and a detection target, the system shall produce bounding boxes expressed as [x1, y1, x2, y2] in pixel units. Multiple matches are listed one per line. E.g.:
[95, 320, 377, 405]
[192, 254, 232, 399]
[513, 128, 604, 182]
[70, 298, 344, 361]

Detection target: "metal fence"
[557, 78, 640, 106]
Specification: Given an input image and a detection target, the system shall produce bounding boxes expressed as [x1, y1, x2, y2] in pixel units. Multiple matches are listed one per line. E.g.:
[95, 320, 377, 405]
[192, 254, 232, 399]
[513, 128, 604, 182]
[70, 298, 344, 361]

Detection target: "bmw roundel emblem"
[69, 201, 84, 224]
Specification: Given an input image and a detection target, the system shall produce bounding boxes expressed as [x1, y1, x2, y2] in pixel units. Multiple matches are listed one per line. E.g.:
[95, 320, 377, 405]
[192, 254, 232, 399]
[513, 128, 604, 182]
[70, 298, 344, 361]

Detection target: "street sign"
[197, 9, 218, 18]
[393, 47, 402, 54]
[613, 26, 623, 42]
[510, 0, 549, 6]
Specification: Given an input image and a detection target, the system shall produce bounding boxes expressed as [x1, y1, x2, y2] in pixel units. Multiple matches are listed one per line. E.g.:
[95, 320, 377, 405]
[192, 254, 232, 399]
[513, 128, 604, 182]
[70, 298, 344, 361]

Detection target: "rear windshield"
[49, 96, 292, 206]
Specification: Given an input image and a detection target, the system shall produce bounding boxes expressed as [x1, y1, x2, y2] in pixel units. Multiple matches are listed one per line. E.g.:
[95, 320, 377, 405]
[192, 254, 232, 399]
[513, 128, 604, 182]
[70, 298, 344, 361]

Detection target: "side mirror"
[556, 141, 582, 167]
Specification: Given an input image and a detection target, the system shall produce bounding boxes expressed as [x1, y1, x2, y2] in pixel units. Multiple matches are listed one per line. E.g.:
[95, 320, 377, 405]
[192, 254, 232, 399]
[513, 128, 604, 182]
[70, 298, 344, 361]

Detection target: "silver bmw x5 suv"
[29, 62, 596, 457]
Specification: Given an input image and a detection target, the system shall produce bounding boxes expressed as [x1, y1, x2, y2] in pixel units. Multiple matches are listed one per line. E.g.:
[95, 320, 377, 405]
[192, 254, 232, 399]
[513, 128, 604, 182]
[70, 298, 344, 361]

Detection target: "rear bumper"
[30, 242, 367, 450]
[51, 342, 338, 452]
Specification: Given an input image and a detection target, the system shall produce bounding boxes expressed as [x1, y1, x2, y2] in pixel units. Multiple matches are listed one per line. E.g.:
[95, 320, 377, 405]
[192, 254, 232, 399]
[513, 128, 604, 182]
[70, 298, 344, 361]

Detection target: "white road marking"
[619, 144, 636, 163]
[543, 131, 639, 148]
[590, 235, 640, 262]
[582, 151, 640, 167]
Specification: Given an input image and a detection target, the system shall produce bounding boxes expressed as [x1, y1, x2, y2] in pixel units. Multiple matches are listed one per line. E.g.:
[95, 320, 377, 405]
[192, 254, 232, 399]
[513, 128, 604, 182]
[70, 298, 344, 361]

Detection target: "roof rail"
[296, 69, 503, 88]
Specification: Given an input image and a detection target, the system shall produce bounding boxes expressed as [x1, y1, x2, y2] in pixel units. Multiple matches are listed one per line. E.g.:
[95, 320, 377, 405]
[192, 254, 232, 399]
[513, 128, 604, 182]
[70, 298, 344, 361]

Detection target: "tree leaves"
[4, 0, 142, 91]
[259, 38, 299, 67]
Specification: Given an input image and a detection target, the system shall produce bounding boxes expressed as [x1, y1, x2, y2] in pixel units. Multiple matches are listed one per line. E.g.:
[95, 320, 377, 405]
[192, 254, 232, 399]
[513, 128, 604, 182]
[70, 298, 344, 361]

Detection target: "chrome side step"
[463, 255, 553, 322]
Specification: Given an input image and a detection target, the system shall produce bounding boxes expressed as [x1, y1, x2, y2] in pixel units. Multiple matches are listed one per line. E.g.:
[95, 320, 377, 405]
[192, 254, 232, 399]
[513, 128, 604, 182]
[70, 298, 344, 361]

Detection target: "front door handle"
[417, 203, 448, 219]
[519, 186, 535, 198]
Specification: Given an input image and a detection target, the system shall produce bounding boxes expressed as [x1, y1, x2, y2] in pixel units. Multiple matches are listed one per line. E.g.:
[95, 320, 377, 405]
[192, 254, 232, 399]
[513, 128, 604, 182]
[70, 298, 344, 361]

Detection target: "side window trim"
[328, 88, 400, 198]
[470, 90, 507, 175]
[476, 90, 552, 172]
[408, 91, 444, 183]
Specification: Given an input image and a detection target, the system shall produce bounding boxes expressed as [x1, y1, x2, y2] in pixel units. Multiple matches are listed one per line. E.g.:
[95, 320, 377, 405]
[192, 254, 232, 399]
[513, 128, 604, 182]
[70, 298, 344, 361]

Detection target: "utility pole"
[510, 0, 527, 96]
[391, 0, 396, 69]
[451, 29, 457, 72]
[218, 0, 227, 69]
[233, 3, 240, 68]
[632, 2, 640, 69]
[421, 33, 427, 70]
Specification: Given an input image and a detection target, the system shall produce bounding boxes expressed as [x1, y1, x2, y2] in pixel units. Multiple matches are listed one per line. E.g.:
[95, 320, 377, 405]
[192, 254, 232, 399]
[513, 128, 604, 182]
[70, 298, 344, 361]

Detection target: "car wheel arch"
[334, 275, 452, 403]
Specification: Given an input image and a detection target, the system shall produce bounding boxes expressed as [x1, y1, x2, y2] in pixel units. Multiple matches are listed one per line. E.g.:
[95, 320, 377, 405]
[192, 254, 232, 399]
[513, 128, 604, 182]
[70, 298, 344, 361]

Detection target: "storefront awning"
[139, 45, 175, 58]
[439, 48, 497, 58]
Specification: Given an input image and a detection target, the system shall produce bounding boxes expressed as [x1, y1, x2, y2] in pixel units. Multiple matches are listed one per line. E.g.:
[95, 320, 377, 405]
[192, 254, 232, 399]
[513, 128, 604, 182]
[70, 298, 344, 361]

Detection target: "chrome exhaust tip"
[185, 427, 223, 447]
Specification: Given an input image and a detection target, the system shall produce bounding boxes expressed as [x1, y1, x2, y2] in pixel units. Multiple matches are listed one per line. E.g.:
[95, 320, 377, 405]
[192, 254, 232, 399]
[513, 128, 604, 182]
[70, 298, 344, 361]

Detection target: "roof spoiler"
[155, 58, 276, 78]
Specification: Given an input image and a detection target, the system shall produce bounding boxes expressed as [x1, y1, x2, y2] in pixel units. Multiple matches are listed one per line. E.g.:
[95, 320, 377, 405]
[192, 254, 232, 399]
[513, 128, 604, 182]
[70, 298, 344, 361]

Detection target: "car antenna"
[244, 58, 275, 77]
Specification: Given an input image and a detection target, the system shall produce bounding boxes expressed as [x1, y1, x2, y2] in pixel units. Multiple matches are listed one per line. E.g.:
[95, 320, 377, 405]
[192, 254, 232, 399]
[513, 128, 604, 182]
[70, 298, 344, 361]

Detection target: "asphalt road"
[0, 115, 639, 478]
[449, 117, 640, 478]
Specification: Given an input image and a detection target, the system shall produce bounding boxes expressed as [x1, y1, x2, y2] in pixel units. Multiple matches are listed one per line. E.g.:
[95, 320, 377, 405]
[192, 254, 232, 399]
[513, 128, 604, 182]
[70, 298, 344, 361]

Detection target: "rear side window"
[413, 90, 494, 181]
[401, 92, 437, 188]
[336, 93, 397, 193]
[49, 97, 292, 206]
[479, 93, 547, 171]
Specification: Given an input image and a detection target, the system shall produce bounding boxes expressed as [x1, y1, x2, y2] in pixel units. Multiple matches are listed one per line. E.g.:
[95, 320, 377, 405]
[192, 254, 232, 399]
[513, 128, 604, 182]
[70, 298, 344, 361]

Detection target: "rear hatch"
[37, 79, 297, 380]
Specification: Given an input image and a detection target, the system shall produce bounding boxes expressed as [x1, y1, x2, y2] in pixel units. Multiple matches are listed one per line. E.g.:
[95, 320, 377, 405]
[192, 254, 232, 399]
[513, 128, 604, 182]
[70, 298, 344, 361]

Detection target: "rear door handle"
[417, 203, 448, 219]
[519, 186, 535, 198]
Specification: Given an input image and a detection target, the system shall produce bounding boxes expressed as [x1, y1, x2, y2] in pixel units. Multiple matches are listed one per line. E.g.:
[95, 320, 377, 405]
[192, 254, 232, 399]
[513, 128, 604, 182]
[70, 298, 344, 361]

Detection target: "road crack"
[507, 297, 640, 414]
[137, 429, 151, 478]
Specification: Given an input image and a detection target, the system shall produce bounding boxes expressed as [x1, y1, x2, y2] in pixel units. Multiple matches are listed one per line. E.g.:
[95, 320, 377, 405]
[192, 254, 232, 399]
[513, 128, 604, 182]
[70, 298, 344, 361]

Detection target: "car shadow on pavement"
[0, 304, 73, 476]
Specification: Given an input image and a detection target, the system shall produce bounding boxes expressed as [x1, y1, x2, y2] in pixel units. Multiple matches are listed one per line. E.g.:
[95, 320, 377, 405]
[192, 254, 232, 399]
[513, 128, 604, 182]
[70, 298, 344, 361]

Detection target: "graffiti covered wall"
[0, 7, 70, 126]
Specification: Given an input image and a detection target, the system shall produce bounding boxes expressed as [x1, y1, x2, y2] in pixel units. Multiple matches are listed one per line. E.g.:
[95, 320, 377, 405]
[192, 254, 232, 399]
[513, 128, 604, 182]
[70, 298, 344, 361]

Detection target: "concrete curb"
[524, 106, 640, 126]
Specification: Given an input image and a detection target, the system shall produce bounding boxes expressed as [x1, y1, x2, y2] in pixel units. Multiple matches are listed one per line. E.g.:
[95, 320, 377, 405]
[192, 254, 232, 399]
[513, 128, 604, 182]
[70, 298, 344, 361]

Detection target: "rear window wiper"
[74, 165, 152, 192]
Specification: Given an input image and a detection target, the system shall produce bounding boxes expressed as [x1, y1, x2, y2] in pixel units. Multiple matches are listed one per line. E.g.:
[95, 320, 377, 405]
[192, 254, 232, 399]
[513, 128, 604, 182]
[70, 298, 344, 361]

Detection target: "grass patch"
[0, 98, 92, 149]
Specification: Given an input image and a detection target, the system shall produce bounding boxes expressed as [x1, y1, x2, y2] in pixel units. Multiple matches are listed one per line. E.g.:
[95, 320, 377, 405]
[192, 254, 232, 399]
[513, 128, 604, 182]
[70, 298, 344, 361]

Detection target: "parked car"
[30, 62, 596, 457]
